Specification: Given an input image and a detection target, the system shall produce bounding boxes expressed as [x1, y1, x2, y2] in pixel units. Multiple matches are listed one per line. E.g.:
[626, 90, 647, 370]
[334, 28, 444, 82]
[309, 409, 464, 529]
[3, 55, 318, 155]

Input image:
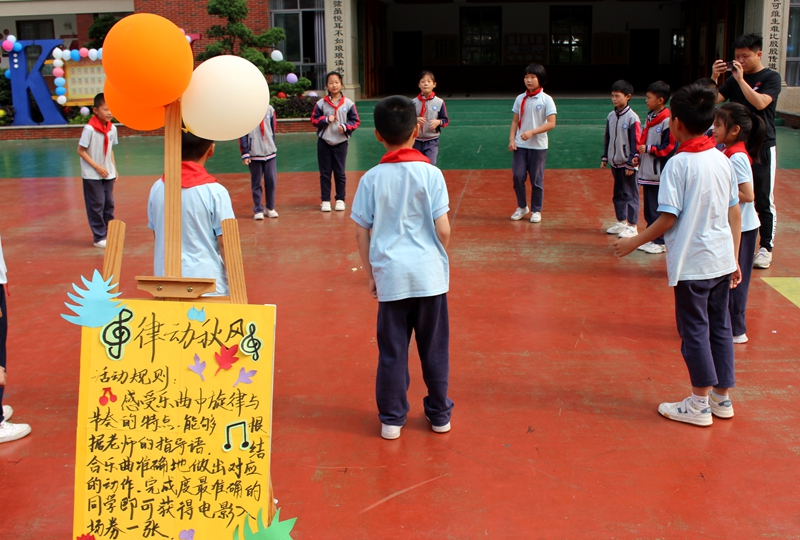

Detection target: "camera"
[726, 60, 736, 71]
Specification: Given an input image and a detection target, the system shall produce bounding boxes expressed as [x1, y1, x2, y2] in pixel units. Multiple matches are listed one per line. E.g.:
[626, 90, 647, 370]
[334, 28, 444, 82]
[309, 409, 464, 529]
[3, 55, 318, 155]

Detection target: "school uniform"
[637, 108, 677, 245]
[350, 148, 453, 428]
[79, 119, 118, 242]
[658, 137, 739, 388]
[602, 106, 641, 224]
[412, 93, 449, 166]
[725, 144, 761, 336]
[311, 94, 360, 202]
[239, 106, 277, 214]
[511, 89, 557, 211]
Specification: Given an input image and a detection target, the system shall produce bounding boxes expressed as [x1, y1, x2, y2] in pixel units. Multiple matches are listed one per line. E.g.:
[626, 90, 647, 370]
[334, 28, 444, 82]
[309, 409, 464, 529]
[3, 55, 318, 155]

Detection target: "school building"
[1, 0, 798, 116]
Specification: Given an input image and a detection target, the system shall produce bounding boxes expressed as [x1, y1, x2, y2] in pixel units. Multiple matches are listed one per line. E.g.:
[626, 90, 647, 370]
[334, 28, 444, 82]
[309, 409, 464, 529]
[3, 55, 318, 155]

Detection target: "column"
[324, 0, 361, 102]
[744, 0, 790, 84]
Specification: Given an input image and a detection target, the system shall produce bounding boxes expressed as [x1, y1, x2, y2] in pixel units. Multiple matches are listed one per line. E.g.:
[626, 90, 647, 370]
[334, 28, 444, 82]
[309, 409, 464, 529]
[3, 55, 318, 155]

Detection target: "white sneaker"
[426, 416, 451, 433]
[0, 420, 32, 443]
[381, 424, 402, 440]
[618, 225, 638, 238]
[606, 221, 626, 234]
[709, 392, 735, 419]
[334, 200, 346, 211]
[641, 242, 666, 254]
[637, 241, 651, 251]
[510, 207, 529, 221]
[529, 212, 541, 223]
[93, 239, 107, 248]
[733, 333, 748, 344]
[320, 201, 331, 212]
[658, 397, 712, 427]
[253, 212, 265, 220]
[265, 209, 279, 218]
[753, 247, 772, 269]
[2, 405, 12, 421]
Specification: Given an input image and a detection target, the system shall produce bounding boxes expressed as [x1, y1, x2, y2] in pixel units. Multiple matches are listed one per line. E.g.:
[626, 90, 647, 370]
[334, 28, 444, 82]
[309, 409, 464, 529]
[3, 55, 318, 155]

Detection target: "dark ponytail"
[715, 103, 765, 162]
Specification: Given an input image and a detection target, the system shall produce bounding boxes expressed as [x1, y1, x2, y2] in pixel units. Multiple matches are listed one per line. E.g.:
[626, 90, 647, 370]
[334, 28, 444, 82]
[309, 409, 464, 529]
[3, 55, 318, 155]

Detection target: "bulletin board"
[64, 60, 107, 106]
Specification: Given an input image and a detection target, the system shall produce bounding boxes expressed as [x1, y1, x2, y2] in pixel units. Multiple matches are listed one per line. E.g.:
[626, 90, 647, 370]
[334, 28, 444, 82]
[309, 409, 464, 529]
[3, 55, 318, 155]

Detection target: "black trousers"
[729, 228, 758, 336]
[751, 144, 776, 251]
[82, 178, 115, 242]
[0, 285, 7, 422]
[642, 184, 664, 245]
[318, 138, 348, 202]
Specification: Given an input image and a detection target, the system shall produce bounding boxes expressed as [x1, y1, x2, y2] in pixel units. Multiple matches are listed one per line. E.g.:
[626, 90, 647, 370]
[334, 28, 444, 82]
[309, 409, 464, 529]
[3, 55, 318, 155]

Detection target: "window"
[460, 7, 502, 66]
[788, 1, 800, 86]
[550, 6, 592, 64]
[671, 30, 685, 64]
[15, 19, 55, 73]
[271, 0, 327, 89]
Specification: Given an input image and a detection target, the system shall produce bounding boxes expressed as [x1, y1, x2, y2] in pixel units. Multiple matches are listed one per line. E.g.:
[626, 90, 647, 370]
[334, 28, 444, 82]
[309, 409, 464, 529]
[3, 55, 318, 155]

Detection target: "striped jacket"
[601, 105, 641, 170]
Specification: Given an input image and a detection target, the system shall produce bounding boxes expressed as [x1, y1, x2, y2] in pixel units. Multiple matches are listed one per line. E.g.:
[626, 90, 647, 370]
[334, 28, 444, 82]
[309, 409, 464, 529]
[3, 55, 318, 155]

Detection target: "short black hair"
[647, 81, 671, 103]
[419, 70, 436, 82]
[670, 83, 717, 135]
[325, 71, 343, 85]
[93, 93, 106, 108]
[524, 64, 548, 86]
[182, 130, 214, 162]
[373, 96, 417, 145]
[733, 33, 762, 52]
[693, 77, 718, 90]
[611, 80, 634, 96]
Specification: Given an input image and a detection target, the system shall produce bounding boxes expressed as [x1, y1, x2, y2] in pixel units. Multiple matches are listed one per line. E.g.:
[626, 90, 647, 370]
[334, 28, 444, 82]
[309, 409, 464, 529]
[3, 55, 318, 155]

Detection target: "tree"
[87, 14, 119, 49]
[197, 0, 311, 96]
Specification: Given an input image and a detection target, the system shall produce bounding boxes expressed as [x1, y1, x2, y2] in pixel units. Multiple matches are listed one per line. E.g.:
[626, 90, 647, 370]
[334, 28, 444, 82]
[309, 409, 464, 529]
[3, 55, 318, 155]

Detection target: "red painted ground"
[1, 168, 799, 539]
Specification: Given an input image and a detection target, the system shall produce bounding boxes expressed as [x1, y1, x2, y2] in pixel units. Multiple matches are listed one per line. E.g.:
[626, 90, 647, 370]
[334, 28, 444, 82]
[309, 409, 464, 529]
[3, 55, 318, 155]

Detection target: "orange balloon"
[102, 13, 193, 107]
[104, 80, 165, 131]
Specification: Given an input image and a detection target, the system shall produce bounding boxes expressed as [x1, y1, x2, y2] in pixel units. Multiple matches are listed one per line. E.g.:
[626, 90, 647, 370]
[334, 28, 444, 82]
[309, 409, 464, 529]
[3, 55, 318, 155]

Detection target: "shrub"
[272, 95, 317, 119]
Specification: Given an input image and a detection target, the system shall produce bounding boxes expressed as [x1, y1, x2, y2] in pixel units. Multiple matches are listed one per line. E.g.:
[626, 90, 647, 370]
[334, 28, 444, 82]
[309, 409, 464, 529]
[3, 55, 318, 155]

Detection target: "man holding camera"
[712, 33, 782, 269]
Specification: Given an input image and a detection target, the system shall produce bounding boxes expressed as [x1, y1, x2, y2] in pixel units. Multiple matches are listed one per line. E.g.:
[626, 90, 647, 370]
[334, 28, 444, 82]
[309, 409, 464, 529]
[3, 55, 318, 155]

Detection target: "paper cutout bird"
[215, 343, 240, 375]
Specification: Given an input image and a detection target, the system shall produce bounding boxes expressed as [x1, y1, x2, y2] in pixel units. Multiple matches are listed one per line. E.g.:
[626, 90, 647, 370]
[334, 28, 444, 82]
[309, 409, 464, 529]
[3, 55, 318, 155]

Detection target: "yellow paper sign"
[72, 299, 275, 540]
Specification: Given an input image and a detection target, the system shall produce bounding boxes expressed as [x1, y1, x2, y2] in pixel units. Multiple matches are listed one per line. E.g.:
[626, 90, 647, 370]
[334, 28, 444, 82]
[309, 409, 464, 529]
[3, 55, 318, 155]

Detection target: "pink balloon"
[79, 47, 89, 58]
[1, 41, 12, 52]
[52, 67, 64, 77]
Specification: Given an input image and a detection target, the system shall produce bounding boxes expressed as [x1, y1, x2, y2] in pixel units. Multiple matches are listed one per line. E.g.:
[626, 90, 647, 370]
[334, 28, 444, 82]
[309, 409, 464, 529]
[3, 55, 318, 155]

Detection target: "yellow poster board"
[65, 60, 107, 106]
[72, 298, 275, 540]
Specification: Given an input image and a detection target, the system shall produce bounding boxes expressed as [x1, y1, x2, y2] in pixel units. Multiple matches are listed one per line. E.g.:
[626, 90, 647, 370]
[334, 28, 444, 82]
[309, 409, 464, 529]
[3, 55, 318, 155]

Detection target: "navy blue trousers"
[674, 276, 735, 388]
[611, 167, 638, 223]
[248, 158, 277, 213]
[729, 228, 758, 336]
[318, 138, 348, 202]
[413, 138, 439, 166]
[0, 285, 7, 423]
[376, 294, 453, 427]
[82, 178, 115, 242]
[642, 184, 664, 245]
[512, 148, 547, 211]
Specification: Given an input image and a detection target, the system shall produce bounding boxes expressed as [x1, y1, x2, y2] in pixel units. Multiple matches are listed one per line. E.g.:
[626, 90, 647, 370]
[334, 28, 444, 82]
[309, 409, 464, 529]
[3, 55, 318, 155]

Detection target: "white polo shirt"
[512, 91, 557, 150]
[0, 233, 7, 285]
[729, 152, 761, 233]
[78, 123, 118, 180]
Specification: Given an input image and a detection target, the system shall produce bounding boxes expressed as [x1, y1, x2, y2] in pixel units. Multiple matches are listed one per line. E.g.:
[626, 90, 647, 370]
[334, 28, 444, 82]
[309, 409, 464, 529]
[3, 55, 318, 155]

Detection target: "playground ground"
[1, 99, 799, 538]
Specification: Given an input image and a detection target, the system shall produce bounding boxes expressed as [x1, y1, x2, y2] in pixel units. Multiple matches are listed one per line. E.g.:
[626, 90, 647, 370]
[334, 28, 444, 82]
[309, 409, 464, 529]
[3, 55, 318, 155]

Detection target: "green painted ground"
[1, 98, 799, 179]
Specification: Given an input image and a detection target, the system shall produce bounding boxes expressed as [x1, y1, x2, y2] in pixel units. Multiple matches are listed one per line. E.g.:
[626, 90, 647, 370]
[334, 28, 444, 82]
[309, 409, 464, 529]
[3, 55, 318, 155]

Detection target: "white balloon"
[62, 49, 71, 61]
[53, 59, 64, 68]
[270, 50, 283, 62]
[52, 48, 62, 60]
[88, 48, 98, 61]
[57, 95, 67, 105]
[182, 55, 269, 141]
[7, 35, 16, 44]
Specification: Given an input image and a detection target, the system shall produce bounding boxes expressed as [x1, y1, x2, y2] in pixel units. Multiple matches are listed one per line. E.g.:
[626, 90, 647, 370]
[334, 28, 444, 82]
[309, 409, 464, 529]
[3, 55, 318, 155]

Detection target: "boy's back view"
[351, 96, 453, 440]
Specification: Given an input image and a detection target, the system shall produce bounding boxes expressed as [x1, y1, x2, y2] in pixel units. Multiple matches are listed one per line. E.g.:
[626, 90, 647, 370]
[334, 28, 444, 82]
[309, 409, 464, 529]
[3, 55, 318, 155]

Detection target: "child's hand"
[632, 157, 640, 167]
[429, 119, 441, 130]
[328, 114, 336, 123]
[520, 130, 533, 141]
[612, 237, 636, 258]
[417, 116, 426, 126]
[338, 125, 346, 134]
[509, 140, 517, 151]
[242, 158, 251, 166]
[637, 144, 646, 154]
[625, 168, 635, 176]
[730, 263, 742, 289]
[368, 278, 377, 299]
[600, 162, 607, 168]
[96, 166, 110, 178]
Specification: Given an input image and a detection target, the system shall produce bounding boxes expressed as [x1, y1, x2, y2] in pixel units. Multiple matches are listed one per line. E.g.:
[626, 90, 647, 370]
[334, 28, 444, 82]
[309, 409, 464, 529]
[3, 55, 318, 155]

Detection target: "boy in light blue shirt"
[351, 95, 453, 440]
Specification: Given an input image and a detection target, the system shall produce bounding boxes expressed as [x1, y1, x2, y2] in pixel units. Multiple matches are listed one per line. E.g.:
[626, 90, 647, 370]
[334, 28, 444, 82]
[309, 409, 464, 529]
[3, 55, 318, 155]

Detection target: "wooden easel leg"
[221, 218, 248, 304]
[102, 219, 126, 293]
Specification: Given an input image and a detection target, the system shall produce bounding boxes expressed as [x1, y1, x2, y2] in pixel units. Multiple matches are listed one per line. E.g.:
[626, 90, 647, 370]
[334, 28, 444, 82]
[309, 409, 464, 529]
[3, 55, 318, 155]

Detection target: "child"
[0, 231, 32, 444]
[613, 84, 742, 427]
[714, 103, 765, 344]
[412, 71, 449, 166]
[635, 81, 677, 254]
[77, 93, 118, 248]
[351, 96, 453, 440]
[508, 63, 557, 223]
[601, 80, 641, 238]
[240, 104, 278, 220]
[148, 131, 235, 296]
[311, 71, 360, 212]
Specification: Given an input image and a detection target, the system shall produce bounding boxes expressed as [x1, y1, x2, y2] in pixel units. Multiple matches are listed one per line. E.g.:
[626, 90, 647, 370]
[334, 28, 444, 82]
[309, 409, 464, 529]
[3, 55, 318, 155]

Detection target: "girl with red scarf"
[412, 71, 449, 166]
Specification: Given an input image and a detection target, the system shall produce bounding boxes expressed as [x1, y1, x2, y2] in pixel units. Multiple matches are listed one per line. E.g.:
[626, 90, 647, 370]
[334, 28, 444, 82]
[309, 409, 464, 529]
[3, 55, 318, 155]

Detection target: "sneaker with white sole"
[618, 225, 638, 238]
[709, 392, 735, 419]
[510, 207, 529, 221]
[0, 420, 32, 443]
[381, 424, 402, 440]
[93, 239, 107, 248]
[732, 333, 748, 344]
[334, 200, 346, 211]
[2, 405, 12, 421]
[426, 416, 451, 433]
[658, 396, 712, 427]
[320, 201, 332, 212]
[529, 212, 541, 223]
[253, 212, 265, 220]
[606, 221, 626, 234]
[265, 209, 279, 218]
[641, 242, 666, 254]
[753, 247, 772, 269]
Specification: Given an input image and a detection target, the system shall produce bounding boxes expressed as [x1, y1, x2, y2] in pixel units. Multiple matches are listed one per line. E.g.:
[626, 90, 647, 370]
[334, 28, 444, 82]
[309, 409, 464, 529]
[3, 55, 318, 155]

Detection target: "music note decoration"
[100, 307, 134, 361]
[222, 420, 251, 452]
[98, 387, 118, 406]
[239, 321, 263, 361]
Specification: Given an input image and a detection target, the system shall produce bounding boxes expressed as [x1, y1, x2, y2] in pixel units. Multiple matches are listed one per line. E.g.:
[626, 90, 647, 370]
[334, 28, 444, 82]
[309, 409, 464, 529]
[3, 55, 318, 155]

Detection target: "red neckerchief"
[259, 118, 266, 140]
[675, 135, 717, 155]
[417, 92, 436, 117]
[637, 108, 670, 146]
[88, 115, 112, 156]
[379, 148, 431, 164]
[160, 161, 218, 188]
[324, 93, 346, 117]
[723, 141, 753, 164]
[518, 87, 543, 131]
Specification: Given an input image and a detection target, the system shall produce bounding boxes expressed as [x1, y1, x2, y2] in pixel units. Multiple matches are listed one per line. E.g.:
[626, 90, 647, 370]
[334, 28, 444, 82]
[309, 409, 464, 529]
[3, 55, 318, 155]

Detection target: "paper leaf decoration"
[189, 354, 206, 381]
[215, 343, 240, 375]
[233, 508, 296, 540]
[62, 270, 125, 328]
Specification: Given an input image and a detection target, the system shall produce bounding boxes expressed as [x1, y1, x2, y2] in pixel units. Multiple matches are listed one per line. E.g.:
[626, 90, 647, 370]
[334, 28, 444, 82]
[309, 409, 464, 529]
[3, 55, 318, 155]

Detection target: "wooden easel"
[100, 100, 276, 523]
